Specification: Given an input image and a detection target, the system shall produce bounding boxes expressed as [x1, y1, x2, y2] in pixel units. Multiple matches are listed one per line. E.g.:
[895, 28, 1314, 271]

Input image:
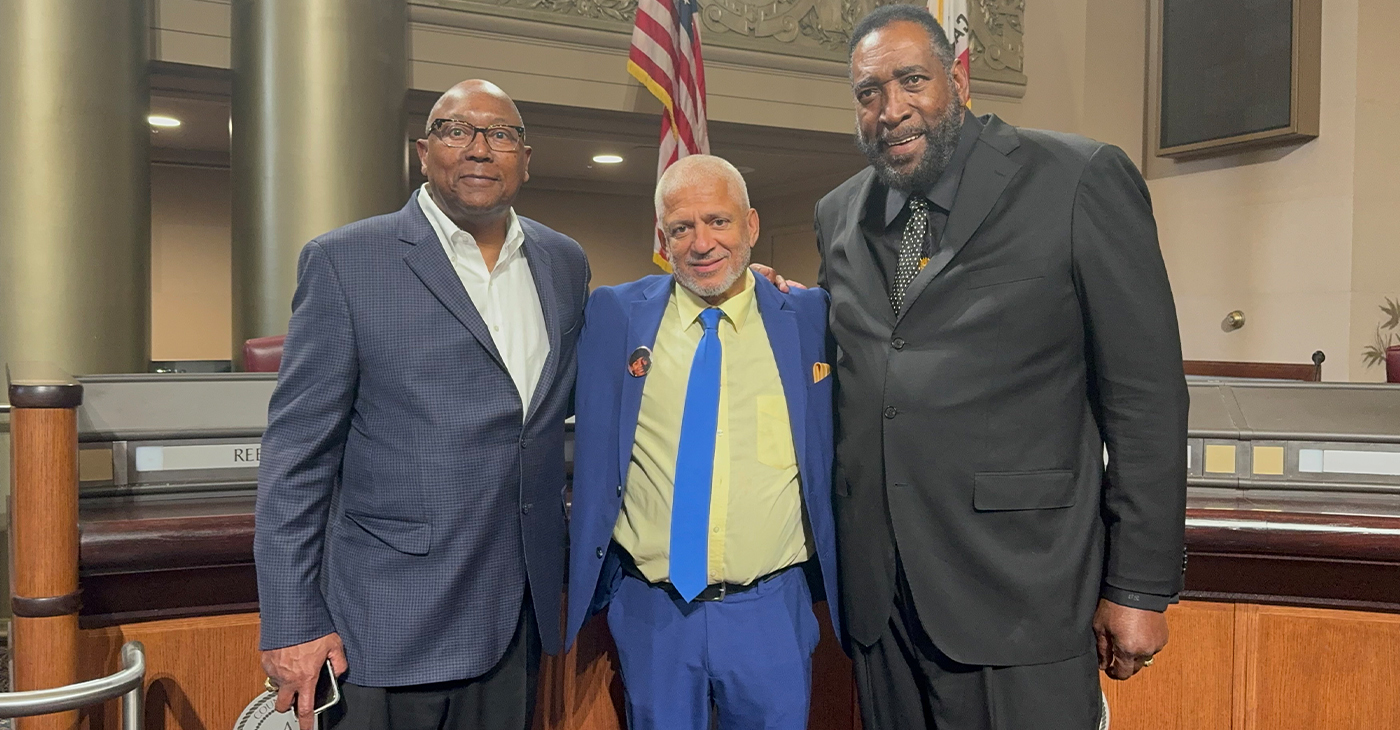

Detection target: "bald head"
[655, 154, 750, 218]
[425, 79, 523, 135]
[416, 79, 531, 234]
[656, 155, 758, 303]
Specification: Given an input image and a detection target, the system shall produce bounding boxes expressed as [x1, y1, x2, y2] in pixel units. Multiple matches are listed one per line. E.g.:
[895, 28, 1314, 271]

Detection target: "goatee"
[670, 244, 752, 299]
[856, 92, 965, 194]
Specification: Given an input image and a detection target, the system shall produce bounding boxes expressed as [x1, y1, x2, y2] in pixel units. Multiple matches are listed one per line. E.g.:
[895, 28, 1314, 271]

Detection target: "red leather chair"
[243, 335, 286, 372]
[1386, 345, 1400, 384]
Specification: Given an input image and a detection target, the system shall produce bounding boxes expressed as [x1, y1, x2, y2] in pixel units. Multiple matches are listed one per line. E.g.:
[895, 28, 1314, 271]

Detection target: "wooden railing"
[7, 363, 84, 730]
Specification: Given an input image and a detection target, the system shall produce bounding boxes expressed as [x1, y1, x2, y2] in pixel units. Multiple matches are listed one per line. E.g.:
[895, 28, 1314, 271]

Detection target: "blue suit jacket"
[565, 274, 839, 649]
[255, 195, 590, 687]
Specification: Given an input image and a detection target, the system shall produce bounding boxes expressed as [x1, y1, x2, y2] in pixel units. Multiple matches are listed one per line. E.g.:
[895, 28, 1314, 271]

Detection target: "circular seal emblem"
[233, 691, 314, 730]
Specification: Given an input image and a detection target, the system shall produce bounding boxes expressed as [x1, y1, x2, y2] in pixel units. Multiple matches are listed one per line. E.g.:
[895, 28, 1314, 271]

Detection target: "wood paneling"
[808, 603, 860, 730]
[534, 613, 624, 730]
[1103, 601, 1400, 730]
[1101, 601, 1235, 730]
[77, 613, 263, 730]
[1251, 605, 1400, 729]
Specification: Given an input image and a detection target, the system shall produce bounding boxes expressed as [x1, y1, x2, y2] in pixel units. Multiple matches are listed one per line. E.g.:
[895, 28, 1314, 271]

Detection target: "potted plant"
[1361, 297, 1400, 382]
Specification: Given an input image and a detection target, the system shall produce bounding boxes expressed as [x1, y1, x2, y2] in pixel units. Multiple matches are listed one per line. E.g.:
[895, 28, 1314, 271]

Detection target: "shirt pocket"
[756, 395, 797, 469]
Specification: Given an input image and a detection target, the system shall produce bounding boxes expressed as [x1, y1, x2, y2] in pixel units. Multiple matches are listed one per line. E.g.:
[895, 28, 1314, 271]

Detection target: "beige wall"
[151, 163, 233, 361]
[972, 0, 1399, 382]
[1350, 0, 1400, 381]
[515, 187, 658, 288]
[1143, 0, 1360, 379]
[148, 0, 1400, 380]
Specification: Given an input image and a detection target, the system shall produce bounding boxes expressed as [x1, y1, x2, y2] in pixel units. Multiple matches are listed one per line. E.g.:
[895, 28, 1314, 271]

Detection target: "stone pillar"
[0, 0, 151, 375]
[230, 0, 408, 356]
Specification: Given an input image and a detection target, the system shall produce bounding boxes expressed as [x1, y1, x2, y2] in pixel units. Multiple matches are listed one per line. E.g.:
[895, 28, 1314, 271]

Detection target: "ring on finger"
[264, 677, 278, 693]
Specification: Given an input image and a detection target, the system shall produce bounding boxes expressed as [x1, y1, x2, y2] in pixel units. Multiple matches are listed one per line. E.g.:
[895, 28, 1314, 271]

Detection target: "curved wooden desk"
[66, 495, 1400, 729]
[1103, 504, 1400, 730]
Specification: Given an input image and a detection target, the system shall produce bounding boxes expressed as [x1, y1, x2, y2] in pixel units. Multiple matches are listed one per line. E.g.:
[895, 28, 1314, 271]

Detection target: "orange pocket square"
[812, 362, 831, 383]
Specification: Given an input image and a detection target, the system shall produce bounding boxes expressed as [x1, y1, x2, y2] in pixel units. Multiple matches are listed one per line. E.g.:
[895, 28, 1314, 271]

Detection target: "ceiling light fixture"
[148, 115, 181, 128]
[592, 154, 624, 164]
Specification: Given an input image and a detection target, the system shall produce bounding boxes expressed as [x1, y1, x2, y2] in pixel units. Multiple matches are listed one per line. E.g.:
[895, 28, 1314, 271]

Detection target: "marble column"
[230, 0, 408, 356]
[0, 0, 151, 374]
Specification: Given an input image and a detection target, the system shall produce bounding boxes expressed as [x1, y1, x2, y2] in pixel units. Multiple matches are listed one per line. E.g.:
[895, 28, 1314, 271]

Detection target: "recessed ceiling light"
[148, 115, 181, 128]
[592, 154, 624, 164]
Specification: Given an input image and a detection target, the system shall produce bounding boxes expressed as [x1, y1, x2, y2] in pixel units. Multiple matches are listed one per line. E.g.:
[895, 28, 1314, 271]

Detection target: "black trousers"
[853, 568, 1100, 730]
[325, 595, 541, 730]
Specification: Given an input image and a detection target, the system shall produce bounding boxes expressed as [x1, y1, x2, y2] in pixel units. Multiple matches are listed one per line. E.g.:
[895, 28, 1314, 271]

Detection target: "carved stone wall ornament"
[968, 0, 1025, 82]
[419, 0, 1025, 94]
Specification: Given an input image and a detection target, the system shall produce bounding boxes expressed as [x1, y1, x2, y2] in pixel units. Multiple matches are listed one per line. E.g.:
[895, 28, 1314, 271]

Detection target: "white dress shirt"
[418, 185, 549, 419]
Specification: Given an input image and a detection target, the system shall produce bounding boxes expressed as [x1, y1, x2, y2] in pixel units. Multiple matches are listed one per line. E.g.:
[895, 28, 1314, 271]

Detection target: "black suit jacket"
[815, 114, 1188, 667]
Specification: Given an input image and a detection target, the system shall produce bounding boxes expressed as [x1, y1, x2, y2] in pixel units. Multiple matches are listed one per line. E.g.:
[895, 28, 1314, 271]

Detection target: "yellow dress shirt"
[613, 271, 814, 586]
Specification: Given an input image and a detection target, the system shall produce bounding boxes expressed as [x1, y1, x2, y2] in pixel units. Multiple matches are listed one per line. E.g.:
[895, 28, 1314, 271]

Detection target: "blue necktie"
[670, 307, 723, 601]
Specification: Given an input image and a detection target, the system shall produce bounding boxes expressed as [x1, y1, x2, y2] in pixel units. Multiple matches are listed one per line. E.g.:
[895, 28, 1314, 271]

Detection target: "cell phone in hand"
[310, 659, 342, 715]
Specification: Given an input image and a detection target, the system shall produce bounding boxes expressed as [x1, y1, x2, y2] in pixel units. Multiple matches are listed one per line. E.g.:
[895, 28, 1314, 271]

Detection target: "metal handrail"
[0, 640, 144, 727]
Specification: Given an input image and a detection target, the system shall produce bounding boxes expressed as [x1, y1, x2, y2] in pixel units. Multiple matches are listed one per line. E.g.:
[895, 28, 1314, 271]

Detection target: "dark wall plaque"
[1149, 0, 1320, 158]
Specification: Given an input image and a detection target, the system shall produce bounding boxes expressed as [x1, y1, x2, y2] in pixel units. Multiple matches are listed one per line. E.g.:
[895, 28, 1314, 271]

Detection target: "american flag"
[627, 0, 709, 271]
[933, 0, 972, 100]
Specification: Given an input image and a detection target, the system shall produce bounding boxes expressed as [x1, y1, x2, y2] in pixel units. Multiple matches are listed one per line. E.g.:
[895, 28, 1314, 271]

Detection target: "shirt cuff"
[1101, 586, 1177, 612]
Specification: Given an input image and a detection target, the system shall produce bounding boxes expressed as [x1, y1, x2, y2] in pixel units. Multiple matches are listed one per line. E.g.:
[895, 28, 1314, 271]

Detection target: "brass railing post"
[7, 363, 83, 730]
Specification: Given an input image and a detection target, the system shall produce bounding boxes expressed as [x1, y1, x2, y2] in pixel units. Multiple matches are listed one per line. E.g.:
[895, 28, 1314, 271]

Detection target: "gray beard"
[671, 244, 753, 299]
[856, 97, 964, 194]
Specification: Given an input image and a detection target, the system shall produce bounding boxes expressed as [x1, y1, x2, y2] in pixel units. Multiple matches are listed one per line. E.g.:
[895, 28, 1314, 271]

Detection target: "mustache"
[875, 124, 929, 149]
[682, 252, 727, 265]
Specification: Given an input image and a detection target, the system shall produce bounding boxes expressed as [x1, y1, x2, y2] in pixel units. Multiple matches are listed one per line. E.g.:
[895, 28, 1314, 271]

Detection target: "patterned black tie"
[891, 196, 929, 315]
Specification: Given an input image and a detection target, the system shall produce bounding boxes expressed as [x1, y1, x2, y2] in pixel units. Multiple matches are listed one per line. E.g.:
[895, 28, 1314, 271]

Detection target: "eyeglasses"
[427, 119, 526, 152]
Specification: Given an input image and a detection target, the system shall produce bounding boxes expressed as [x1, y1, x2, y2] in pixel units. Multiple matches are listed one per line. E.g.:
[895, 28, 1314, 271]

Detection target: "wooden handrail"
[1184, 350, 1326, 382]
[7, 363, 84, 730]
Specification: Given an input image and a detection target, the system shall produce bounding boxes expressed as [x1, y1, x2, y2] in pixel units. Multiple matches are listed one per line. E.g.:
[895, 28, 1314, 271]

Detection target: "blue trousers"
[606, 567, 821, 730]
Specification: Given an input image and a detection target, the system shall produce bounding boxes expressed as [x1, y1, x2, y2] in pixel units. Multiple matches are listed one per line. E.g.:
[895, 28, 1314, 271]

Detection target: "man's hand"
[750, 263, 807, 292]
[1093, 599, 1168, 680]
[262, 632, 348, 730]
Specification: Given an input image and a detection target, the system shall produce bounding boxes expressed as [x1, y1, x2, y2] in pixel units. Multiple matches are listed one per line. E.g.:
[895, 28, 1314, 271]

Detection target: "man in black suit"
[815, 6, 1189, 728]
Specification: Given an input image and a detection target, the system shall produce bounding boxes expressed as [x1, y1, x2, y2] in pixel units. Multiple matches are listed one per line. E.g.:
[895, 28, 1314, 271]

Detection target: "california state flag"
[931, 0, 971, 83]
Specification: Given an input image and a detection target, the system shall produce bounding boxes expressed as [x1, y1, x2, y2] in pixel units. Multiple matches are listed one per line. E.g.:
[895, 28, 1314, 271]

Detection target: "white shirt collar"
[417, 184, 526, 266]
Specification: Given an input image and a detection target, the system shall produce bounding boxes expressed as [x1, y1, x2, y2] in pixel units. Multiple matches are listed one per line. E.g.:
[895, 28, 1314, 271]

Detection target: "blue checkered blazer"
[255, 193, 590, 687]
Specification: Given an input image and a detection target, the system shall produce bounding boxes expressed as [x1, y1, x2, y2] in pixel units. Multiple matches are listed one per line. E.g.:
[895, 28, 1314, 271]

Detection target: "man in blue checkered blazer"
[254, 80, 589, 730]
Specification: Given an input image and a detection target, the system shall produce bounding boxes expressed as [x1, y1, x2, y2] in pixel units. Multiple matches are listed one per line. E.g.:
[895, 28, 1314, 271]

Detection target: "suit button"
[617, 485, 624, 497]
[596, 547, 605, 558]
[892, 337, 905, 350]
[883, 406, 898, 419]
[521, 503, 532, 515]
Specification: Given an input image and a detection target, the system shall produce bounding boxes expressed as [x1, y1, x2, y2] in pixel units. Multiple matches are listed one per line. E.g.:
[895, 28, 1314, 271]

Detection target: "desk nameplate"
[134, 443, 262, 472]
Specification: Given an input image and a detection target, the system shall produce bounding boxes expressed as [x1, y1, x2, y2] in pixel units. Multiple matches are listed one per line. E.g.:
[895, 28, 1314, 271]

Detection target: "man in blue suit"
[566, 155, 839, 730]
[255, 80, 589, 730]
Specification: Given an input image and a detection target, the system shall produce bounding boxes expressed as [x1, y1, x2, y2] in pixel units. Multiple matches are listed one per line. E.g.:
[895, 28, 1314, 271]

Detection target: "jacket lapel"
[896, 117, 1023, 326]
[617, 276, 673, 481]
[400, 198, 508, 371]
[520, 221, 560, 424]
[753, 277, 808, 478]
[835, 170, 897, 330]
